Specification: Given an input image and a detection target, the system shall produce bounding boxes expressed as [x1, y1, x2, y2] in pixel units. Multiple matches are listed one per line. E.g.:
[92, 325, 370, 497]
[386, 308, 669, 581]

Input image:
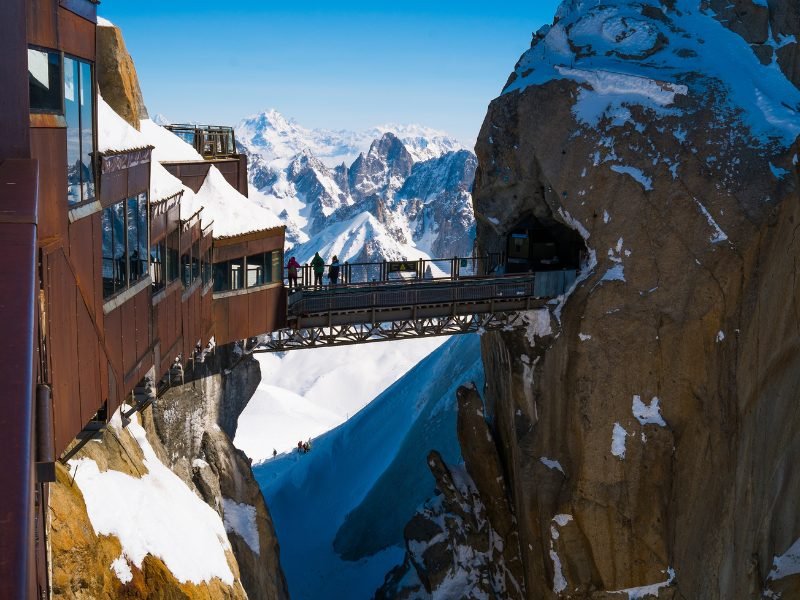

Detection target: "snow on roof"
[68, 413, 235, 586]
[192, 166, 283, 237]
[139, 119, 204, 163]
[97, 16, 115, 27]
[151, 161, 185, 204]
[97, 94, 149, 153]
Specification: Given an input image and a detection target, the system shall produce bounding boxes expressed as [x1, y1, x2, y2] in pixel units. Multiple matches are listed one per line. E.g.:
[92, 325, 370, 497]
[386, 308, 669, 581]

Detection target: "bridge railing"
[287, 253, 506, 288]
[289, 275, 535, 314]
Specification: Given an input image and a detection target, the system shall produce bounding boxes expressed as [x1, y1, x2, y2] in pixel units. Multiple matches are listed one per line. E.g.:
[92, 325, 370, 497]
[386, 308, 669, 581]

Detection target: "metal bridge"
[255, 255, 577, 352]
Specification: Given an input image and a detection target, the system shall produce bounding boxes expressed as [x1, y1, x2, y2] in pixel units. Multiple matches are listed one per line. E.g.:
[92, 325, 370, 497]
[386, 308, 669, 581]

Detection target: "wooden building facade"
[0, 1, 286, 597]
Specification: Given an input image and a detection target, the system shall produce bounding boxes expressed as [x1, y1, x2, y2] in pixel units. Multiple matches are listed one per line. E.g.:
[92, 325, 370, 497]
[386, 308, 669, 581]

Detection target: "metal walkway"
[256, 269, 577, 352]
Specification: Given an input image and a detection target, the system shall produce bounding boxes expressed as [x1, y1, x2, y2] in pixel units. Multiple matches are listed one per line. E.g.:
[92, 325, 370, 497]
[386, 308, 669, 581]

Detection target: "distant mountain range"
[235, 110, 476, 266]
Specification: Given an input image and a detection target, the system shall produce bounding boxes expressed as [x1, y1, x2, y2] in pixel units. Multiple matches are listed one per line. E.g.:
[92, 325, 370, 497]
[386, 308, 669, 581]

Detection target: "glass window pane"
[28, 49, 62, 112]
[79, 60, 95, 202]
[137, 193, 148, 277]
[102, 203, 126, 297]
[191, 240, 200, 281]
[213, 262, 228, 292]
[230, 258, 244, 290]
[272, 251, 281, 283]
[150, 240, 165, 293]
[247, 253, 264, 287]
[64, 57, 81, 205]
[127, 197, 144, 283]
[167, 229, 179, 282]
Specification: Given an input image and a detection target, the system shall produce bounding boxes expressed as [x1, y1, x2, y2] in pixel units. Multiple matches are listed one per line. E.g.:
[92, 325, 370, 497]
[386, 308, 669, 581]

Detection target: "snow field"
[251, 335, 484, 600]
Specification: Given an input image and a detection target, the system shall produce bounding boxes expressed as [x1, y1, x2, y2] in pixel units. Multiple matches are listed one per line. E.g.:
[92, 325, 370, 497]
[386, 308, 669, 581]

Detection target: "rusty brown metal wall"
[213, 285, 287, 346]
[0, 159, 38, 600]
[162, 156, 249, 196]
[213, 230, 285, 262]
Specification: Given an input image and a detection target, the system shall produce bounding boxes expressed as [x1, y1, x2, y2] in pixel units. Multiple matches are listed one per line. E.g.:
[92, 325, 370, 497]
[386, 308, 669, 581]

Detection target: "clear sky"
[99, 1, 562, 146]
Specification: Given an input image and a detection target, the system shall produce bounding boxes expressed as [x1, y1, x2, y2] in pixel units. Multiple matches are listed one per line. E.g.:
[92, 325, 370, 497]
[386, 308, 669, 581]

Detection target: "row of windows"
[213, 251, 282, 293]
[28, 48, 96, 206]
[99, 197, 280, 301]
[101, 195, 148, 300]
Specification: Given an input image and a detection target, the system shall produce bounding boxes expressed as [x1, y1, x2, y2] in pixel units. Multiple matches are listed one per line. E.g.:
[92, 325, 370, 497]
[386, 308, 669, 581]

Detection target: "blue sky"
[100, 1, 562, 146]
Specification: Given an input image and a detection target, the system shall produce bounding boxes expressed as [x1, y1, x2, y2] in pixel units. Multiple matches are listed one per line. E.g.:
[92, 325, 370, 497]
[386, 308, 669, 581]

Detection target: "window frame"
[101, 194, 150, 302]
[28, 46, 64, 115]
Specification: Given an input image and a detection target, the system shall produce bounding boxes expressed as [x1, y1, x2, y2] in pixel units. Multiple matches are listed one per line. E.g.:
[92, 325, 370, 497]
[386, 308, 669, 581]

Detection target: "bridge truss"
[255, 311, 525, 352]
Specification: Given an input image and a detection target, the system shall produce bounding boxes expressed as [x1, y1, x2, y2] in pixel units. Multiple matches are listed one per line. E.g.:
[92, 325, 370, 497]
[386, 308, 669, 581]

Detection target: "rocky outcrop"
[96, 24, 148, 129]
[51, 424, 248, 599]
[376, 385, 525, 599]
[148, 345, 289, 600]
[50, 346, 289, 600]
[468, 0, 800, 598]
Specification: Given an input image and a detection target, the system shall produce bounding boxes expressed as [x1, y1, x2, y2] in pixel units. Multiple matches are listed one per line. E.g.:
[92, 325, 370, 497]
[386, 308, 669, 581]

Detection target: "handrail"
[285, 253, 507, 288]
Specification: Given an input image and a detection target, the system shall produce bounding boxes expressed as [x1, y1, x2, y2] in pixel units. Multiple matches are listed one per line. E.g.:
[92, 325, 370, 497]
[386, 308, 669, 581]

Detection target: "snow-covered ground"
[234, 336, 447, 463]
[251, 334, 483, 600]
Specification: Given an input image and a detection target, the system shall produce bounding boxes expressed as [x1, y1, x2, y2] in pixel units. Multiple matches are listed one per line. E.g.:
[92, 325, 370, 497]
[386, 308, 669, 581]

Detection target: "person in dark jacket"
[311, 252, 325, 288]
[329, 255, 340, 287]
[287, 256, 300, 291]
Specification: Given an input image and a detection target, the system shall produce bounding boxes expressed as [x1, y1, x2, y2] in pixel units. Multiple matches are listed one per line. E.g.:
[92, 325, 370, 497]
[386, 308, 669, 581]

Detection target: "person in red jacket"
[287, 256, 300, 291]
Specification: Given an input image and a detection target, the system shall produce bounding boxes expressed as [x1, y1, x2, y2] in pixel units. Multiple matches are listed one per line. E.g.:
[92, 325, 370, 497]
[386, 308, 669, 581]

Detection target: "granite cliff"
[463, 0, 800, 597]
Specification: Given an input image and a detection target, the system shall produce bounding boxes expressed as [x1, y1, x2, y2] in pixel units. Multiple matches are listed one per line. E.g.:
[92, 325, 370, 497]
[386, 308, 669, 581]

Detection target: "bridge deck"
[256, 270, 577, 352]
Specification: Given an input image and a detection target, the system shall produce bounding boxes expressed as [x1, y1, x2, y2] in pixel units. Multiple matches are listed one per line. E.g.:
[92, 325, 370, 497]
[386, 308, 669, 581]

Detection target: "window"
[28, 48, 62, 112]
[64, 56, 95, 205]
[213, 257, 246, 292]
[191, 240, 201, 282]
[202, 248, 213, 286]
[101, 194, 149, 300]
[181, 247, 192, 287]
[150, 239, 166, 293]
[246, 253, 267, 287]
[166, 229, 180, 283]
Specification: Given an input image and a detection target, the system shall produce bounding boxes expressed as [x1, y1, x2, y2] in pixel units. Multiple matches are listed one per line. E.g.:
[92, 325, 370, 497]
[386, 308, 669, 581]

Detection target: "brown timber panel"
[67, 216, 96, 314]
[76, 301, 101, 423]
[201, 290, 213, 341]
[46, 252, 81, 455]
[237, 154, 249, 197]
[31, 128, 68, 243]
[134, 287, 151, 369]
[28, 0, 59, 50]
[100, 169, 127, 208]
[212, 295, 230, 349]
[151, 211, 167, 244]
[248, 290, 268, 338]
[91, 213, 104, 324]
[128, 162, 149, 196]
[214, 233, 285, 262]
[119, 301, 137, 377]
[103, 306, 123, 380]
[57, 5, 95, 60]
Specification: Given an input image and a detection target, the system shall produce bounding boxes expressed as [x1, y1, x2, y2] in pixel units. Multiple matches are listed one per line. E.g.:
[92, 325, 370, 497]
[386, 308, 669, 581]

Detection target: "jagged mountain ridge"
[237, 110, 477, 266]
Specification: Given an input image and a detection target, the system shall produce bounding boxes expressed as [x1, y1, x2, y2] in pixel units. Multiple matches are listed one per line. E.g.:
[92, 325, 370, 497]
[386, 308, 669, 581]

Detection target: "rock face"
[376, 386, 525, 599]
[50, 347, 289, 600]
[96, 24, 148, 129]
[470, 0, 800, 598]
[148, 345, 289, 600]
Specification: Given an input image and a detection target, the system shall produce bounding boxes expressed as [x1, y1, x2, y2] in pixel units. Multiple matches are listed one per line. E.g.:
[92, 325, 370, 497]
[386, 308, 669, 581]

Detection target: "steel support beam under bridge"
[254, 311, 528, 352]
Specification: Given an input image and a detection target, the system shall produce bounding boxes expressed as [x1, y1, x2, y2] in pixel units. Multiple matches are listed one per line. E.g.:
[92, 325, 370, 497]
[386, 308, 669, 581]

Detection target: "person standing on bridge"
[329, 255, 340, 287]
[287, 256, 300, 291]
[311, 252, 325, 288]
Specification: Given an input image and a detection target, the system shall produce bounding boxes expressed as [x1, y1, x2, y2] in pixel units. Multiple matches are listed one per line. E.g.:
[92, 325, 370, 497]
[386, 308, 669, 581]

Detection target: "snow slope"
[252, 334, 484, 600]
[235, 336, 446, 462]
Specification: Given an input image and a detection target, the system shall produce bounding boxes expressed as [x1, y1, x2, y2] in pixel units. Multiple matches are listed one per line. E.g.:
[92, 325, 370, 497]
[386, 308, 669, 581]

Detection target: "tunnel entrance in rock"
[506, 217, 585, 274]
